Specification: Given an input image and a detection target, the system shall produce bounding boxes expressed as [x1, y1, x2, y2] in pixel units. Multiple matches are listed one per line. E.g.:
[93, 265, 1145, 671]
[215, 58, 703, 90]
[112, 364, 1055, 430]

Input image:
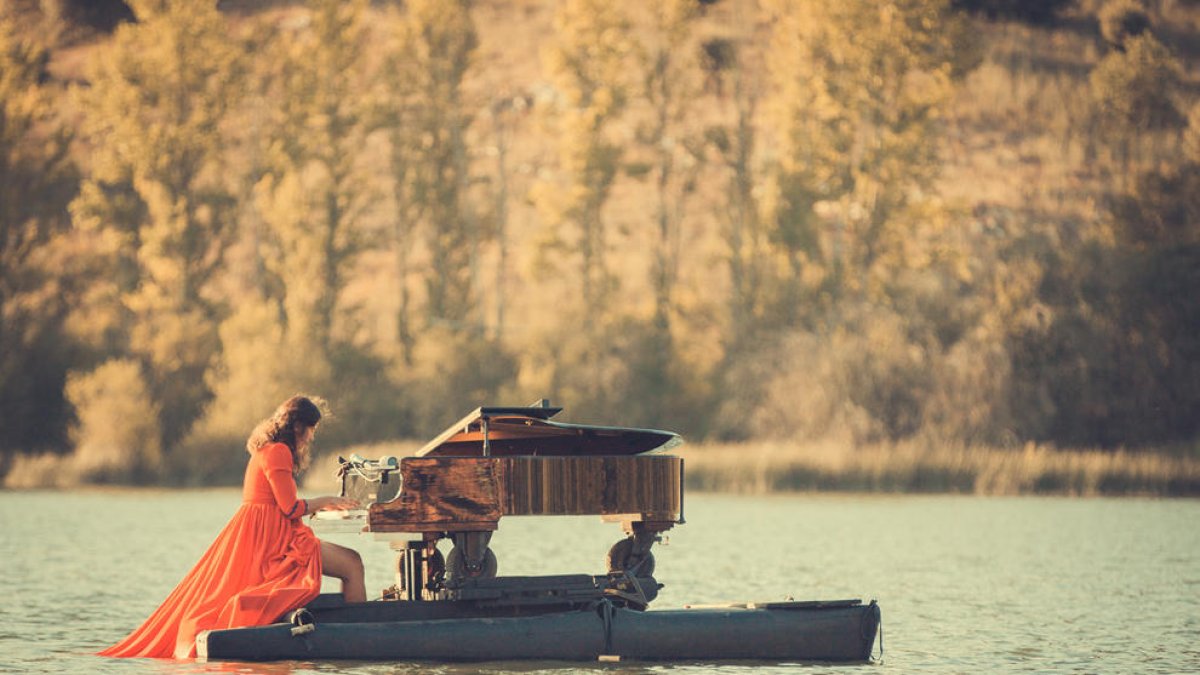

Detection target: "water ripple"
[3, 491, 1199, 673]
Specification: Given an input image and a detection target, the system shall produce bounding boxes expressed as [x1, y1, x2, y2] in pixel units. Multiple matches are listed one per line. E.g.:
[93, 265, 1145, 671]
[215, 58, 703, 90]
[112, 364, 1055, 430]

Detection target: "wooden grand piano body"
[362, 404, 682, 534]
[337, 402, 684, 592]
[368, 454, 683, 534]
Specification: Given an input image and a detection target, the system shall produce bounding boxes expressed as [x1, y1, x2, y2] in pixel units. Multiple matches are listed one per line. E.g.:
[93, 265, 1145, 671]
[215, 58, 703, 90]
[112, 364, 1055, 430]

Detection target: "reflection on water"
[1, 490, 1197, 673]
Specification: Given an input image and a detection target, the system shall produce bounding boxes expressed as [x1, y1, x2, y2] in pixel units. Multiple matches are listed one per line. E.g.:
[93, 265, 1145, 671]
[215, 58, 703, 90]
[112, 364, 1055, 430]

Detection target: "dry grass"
[298, 438, 1200, 497]
[679, 440, 1200, 496]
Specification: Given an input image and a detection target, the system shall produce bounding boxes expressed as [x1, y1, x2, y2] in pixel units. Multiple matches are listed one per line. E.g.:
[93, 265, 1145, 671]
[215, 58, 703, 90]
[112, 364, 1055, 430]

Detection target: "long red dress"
[99, 442, 323, 659]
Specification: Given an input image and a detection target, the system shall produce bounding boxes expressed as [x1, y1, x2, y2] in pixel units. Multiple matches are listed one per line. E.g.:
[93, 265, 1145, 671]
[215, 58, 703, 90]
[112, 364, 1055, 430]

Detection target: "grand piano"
[334, 401, 684, 603]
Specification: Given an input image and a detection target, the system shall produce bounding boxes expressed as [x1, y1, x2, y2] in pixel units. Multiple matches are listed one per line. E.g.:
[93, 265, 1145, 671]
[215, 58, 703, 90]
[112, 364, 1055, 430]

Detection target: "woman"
[99, 395, 365, 659]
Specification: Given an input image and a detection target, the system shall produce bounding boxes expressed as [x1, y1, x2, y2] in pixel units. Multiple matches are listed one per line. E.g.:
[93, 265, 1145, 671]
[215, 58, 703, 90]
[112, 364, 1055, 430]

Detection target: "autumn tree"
[1089, 101, 1200, 445]
[763, 0, 968, 311]
[1090, 32, 1185, 181]
[537, 0, 636, 313]
[69, 0, 240, 447]
[378, 0, 518, 431]
[0, 12, 79, 455]
[606, 0, 709, 428]
[379, 7, 423, 368]
[636, 0, 703, 338]
[254, 0, 373, 361]
[532, 0, 636, 409]
[711, 35, 768, 355]
[737, 0, 975, 444]
[386, 0, 481, 337]
[704, 6, 776, 439]
[191, 0, 415, 450]
[484, 92, 527, 344]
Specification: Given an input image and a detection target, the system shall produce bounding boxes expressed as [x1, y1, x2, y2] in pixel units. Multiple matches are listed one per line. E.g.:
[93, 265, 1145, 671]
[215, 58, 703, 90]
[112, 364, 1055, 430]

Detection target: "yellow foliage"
[5, 0, 1200, 478]
[1090, 33, 1184, 134]
[65, 358, 162, 482]
[193, 297, 308, 440]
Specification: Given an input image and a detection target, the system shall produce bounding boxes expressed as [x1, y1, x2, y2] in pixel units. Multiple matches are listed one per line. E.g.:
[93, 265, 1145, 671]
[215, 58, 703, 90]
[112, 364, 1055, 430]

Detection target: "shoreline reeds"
[679, 440, 1200, 497]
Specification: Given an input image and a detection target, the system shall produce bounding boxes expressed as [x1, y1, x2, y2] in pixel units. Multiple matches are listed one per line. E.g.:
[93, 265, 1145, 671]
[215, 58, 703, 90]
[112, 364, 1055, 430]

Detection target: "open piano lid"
[415, 402, 683, 457]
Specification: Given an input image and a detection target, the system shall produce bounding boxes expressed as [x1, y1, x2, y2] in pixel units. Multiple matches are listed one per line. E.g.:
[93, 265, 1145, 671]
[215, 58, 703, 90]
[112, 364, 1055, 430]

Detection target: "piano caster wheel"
[606, 537, 656, 577]
[446, 545, 498, 583]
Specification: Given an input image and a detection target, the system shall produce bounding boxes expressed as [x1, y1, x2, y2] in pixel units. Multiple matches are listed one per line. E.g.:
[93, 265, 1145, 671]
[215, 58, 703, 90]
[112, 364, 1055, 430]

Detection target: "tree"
[532, 0, 636, 408]
[763, 0, 969, 311]
[255, 0, 373, 359]
[1090, 33, 1185, 180]
[374, 0, 521, 430]
[1093, 105, 1200, 445]
[701, 3, 772, 356]
[389, 0, 481, 333]
[727, 0, 977, 445]
[704, 14, 775, 440]
[64, 358, 161, 483]
[484, 92, 527, 345]
[69, 0, 239, 446]
[618, 0, 705, 424]
[0, 12, 79, 455]
[637, 0, 703, 337]
[536, 0, 635, 317]
[379, 8, 423, 367]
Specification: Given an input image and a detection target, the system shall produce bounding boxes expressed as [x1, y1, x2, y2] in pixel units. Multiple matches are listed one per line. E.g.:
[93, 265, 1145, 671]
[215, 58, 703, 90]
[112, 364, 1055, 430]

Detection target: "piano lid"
[414, 403, 682, 458]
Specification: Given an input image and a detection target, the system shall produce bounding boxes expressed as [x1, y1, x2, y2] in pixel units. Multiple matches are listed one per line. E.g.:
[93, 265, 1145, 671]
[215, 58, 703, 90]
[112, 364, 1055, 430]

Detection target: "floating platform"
[196, 584, 880, 663]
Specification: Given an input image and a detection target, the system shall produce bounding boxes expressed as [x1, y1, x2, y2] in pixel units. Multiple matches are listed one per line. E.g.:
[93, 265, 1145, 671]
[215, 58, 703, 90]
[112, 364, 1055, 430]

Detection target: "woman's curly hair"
[246, 395, 327, 472]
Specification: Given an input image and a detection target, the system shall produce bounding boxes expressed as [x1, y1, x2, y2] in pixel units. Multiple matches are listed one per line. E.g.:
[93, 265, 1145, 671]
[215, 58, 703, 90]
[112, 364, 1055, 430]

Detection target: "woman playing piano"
[99, 395, 366, 659]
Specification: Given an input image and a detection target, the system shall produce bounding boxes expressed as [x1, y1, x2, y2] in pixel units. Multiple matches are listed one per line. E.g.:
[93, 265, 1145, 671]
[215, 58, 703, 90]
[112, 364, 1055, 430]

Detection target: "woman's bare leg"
[320, 540, 366, 603]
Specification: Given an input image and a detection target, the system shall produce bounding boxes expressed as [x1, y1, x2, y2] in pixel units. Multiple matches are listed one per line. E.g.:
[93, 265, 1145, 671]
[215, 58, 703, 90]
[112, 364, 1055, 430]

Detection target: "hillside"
[2, 0, 1198, 488]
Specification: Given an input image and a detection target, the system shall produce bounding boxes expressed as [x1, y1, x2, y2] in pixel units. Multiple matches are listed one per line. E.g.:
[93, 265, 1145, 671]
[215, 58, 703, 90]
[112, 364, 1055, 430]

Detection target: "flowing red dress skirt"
[99, 443, 322, 659]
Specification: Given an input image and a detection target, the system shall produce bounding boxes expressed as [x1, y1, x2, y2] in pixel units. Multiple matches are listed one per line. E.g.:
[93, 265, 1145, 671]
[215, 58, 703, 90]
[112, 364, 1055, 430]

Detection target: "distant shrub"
[405, 327, 518, 438]
[321, 341, 411, 447]
[923, 328, 1018, 446]
[1099, 0, 1151, 51]
[708, 334, 788, 442]
[3, 453, 72, 489]
[1109, 162, 1200, 247]
[65, 358, 162, 483]
[749, 306, 933, 446]
[1090, 34, 1185, 134]
[164, 431, 246, 487]
[194, 297, 300, 443]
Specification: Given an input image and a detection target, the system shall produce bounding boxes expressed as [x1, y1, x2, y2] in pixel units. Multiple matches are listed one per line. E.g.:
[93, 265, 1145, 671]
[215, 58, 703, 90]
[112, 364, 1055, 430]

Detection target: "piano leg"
[394, 537, 446, 601]
[606, 522, 668, 577]
[446, 531, 498, 586]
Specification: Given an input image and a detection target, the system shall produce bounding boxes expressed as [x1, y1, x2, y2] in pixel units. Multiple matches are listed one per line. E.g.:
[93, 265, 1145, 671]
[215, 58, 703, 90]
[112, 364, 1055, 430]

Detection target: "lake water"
[1, 490, 1197, 674]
